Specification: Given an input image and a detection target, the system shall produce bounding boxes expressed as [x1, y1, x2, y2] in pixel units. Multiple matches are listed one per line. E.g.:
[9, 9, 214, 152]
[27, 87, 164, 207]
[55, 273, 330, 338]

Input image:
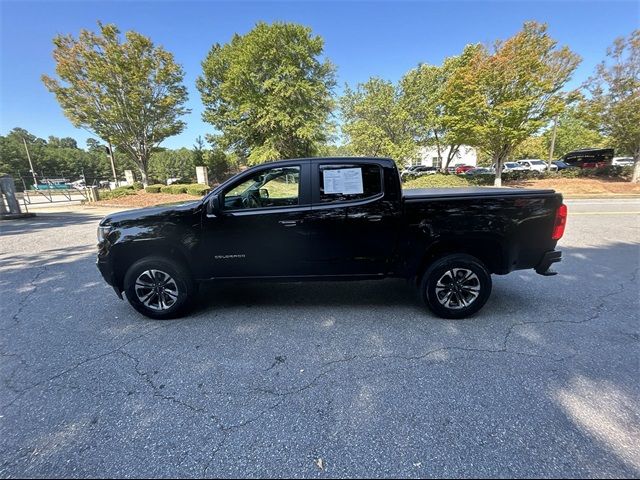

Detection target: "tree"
[197, 22, 336, 165]
[585, 30, 640, 182]
[42, 22, 189, 185]
[447, 22, 580, 186]
[149, 148, 195, 183]
[340, 78, 417, 164]
[193, 136, 206, 166]
[401, 45, 481, 172]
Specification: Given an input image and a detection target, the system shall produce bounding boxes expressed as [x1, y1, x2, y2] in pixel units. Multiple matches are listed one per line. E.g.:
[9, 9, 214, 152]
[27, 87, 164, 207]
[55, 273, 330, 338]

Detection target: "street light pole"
[107, 140, 118, 187]
[548, 115, 558, 172]
[22, 137, 38, 187]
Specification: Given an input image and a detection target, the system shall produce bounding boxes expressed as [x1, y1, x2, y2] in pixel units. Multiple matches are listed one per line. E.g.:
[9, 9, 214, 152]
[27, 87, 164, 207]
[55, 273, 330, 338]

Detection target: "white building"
[412, 145, 478, 169]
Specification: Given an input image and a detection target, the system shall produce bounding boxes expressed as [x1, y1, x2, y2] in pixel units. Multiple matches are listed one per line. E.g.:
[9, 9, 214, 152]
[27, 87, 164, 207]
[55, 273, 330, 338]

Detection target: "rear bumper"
[535, 250, 562, 276]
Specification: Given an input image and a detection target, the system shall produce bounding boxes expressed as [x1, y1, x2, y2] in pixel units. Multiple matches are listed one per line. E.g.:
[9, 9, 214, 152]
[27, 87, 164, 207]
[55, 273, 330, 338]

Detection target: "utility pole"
[548, 115, 558, 172]
[22, 137, 38, 187]
[107, 141, 118, 187]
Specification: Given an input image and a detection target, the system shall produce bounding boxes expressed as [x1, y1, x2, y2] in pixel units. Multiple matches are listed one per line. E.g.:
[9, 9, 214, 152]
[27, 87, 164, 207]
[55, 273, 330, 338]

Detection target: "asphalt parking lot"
[1, 198, 639, 478]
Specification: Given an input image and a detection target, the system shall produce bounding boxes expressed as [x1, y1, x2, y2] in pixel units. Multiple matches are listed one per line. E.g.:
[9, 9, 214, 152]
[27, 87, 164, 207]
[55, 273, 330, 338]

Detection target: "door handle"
[368, 215, 383, 222]
[278, 220, 300, 227]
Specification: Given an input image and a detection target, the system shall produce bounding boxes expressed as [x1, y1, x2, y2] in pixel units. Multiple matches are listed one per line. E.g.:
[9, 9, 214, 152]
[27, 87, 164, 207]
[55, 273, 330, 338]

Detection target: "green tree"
[585, 30, 640, 182]
[193, 136, 206, 167]
[197, 22, 336, 165]
[401, 45, 481, 171]
[149, 148, 195, 183]
[340, 78, 417, 165]
[447, 22, 580, 186]
[42, 22, 189, 186]
[548, 105, 607, 158]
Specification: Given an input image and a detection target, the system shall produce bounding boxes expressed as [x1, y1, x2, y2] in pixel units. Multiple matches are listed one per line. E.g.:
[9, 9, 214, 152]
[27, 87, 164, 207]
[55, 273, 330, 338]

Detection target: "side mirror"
[259, 188, 269, 199]
[206, 194, 222, 217]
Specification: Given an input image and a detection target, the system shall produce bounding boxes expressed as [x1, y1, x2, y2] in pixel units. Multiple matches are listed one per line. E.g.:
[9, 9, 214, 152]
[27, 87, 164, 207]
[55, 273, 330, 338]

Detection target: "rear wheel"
[123, 256, 194, 319]
[420, 254, 492, 319]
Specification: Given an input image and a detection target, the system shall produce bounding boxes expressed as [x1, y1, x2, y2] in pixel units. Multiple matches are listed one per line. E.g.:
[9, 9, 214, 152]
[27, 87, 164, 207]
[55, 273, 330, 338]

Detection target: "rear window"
[318, 164, 382, 203]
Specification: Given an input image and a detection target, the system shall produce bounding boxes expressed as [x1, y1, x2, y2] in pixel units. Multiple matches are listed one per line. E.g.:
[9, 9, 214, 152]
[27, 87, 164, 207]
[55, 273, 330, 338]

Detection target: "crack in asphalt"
[1, 265, 48, 331]
[244, 277, 633, 400]
[116, 349, 283, 477]
[0, 324, 169, 410]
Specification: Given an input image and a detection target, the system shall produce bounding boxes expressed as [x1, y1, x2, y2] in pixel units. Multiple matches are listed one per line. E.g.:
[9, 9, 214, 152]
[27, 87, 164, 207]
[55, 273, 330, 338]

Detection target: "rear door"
[305, 160, 400, 276]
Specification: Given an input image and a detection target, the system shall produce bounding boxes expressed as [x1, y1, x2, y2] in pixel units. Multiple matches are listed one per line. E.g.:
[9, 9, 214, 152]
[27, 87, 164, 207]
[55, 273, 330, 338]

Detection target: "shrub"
[100, 186, 137, 200]
[160, 184, 188, 194]
[185, 183, 211, 196]
[132, 181, 144, 190]
[145, 184, 164, 193]
[403, 173, 472, 189]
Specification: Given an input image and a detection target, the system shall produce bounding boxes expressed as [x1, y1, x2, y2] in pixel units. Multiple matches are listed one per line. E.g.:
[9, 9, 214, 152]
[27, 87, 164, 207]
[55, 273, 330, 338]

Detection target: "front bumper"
[535, 250, 562, 276]
[96, 253, 123, 299]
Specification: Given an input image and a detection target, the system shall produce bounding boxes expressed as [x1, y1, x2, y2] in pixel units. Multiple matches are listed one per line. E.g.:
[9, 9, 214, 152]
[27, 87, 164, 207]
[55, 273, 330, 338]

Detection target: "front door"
[201, 161, 313, 278]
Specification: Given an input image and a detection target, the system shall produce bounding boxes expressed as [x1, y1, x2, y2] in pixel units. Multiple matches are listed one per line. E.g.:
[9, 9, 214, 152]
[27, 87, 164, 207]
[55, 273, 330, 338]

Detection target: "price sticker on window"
[323, 168, 364, 195]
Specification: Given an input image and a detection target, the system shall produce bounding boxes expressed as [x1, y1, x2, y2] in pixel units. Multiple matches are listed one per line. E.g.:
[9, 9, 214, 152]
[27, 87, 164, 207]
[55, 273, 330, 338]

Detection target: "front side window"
[223, 166, 300, 211]
[318, 164, 382, 203]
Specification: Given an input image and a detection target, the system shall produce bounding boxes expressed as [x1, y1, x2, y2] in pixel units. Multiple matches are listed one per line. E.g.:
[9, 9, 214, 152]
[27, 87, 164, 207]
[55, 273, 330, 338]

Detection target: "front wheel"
[420, 254, 492, 319]
[123, 256, 194, 319]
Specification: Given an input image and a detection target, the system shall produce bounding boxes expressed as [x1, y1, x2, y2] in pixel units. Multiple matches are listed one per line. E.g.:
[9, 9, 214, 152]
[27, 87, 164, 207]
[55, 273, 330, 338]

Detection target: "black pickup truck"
[97, 157, 566, 319]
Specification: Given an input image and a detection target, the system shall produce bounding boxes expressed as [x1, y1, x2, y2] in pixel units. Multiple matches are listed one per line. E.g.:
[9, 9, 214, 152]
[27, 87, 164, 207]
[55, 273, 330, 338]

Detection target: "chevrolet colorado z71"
[97, 157, 566, 319]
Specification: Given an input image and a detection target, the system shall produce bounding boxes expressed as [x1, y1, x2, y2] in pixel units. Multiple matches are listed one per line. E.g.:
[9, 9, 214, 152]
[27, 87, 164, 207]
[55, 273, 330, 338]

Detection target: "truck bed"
[402, 187, 557, 202]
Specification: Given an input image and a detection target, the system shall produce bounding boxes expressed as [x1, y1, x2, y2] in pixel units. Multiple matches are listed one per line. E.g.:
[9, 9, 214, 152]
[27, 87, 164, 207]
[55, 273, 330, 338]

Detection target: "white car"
[517, 159, 558, 172]
[612, 156, 634, 166]
[69, 180, 86, 190]
[492, 162, 528, 173]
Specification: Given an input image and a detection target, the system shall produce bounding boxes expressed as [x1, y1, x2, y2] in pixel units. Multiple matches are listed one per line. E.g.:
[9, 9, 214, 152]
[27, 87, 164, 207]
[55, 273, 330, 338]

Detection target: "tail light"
[552, 204, 567, 240]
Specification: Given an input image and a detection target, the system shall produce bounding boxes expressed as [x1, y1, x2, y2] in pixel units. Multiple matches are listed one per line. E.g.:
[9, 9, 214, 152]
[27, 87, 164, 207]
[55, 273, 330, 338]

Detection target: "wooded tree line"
[1, 21, 637, 185]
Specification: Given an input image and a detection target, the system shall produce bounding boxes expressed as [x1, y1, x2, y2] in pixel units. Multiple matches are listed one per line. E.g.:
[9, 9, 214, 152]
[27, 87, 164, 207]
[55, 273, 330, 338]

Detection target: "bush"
[99, 186, 138, 200]
[132, 181, 144, 190]
[403, 173, 473, 189]
[160, 184, 188, 194]
[145, 184, 164, 193]
[185, 183, 211, 196]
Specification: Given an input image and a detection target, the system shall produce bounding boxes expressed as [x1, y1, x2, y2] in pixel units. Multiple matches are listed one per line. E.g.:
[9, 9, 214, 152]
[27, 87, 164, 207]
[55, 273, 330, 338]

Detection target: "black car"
[97, 157, 566, 320]
[552, 160, 574, 171]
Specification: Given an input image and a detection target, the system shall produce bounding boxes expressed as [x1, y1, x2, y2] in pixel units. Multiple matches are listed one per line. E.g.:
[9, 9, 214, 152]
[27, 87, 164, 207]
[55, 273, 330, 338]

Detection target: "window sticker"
[323, 168, 364, 195]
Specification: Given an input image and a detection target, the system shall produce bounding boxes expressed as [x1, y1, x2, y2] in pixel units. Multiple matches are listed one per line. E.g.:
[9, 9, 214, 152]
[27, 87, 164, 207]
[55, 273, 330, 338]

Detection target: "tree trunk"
[137, 153, 150, 187]
[632, 152, 640, 183]
[493, 153, 503, 187]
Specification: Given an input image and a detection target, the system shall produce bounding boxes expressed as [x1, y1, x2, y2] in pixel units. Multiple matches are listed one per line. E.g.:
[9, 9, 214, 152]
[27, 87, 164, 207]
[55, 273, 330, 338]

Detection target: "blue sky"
[1, 0, 638, 149]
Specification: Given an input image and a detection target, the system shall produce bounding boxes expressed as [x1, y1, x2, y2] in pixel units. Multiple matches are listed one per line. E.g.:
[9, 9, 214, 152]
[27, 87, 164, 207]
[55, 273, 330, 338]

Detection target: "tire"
[420, 254, 492, 319]
[123, 256, 194, 319]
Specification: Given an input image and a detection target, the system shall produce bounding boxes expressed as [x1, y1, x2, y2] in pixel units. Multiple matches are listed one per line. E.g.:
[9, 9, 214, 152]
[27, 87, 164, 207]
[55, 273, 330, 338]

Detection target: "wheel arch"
[111, 240, 193, 291]
[414, 236, 505, 284]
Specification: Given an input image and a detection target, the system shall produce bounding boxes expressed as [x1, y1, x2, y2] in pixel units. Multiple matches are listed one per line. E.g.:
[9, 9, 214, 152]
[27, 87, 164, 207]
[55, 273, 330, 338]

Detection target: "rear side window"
[318, 164, 382, 203]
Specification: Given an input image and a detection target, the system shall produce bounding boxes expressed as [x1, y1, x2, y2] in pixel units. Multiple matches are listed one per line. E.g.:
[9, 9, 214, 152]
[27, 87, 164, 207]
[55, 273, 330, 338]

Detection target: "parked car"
[455, 165, 474, 174]
[517, 159, 558, 173]
[561, 148, 614, 169]
[70, 180, 86, 190]
[491, 162, 528, 173]
[400, 165, 437, 180]
[97, 157, 566, 320]
[611, 156, 634, 167]
[464, 167, 493, 176]
[551, 160, 574, 171]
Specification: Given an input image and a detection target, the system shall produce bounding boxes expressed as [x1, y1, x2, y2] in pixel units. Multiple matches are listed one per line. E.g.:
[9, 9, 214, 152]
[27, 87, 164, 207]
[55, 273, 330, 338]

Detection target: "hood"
[99, 200, 202, 226]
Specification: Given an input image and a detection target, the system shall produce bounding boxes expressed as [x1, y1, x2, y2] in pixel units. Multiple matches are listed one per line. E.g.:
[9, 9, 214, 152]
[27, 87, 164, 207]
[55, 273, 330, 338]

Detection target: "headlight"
[97, 225, 111, 243]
